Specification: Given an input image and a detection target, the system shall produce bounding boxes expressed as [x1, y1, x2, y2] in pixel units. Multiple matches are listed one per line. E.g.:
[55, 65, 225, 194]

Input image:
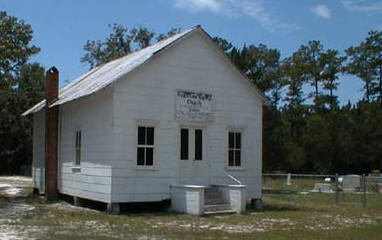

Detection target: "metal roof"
[23, 25, 269, 116]
[22, 27, 197, 116]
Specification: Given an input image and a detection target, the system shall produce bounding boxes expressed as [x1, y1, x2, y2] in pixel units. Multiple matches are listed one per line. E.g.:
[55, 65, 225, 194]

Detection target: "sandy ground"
[0, 176, 100, 240]
[0, 176, 380, 240]
[0, 176, 35, 240]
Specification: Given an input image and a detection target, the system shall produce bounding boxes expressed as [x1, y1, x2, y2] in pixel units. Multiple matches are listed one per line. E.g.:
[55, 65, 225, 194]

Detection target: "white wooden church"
[23, 26, 267, 215]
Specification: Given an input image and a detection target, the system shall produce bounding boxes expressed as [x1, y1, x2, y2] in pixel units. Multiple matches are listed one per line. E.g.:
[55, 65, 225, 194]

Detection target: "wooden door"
[178, 126, 209, 185]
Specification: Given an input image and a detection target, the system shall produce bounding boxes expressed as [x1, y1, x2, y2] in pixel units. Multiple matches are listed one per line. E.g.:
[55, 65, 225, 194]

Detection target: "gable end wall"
[111, 30, 262, 202]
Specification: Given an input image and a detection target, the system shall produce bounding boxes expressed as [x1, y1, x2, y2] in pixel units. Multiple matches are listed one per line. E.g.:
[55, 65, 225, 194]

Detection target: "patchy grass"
[0, 176, 381, 239]
[263, 176, 332, 192]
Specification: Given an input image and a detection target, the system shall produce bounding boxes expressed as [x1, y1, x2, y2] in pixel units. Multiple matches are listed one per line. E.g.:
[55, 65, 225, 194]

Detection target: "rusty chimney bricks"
[45, 66, 59, 202]
[45, 67, 59, 104]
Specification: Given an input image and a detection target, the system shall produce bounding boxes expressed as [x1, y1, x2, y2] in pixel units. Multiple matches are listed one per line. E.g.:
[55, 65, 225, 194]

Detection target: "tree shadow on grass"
[119, 199, 173, 216]
[57, 193, 174, 216]
[246, 202, 302, 213]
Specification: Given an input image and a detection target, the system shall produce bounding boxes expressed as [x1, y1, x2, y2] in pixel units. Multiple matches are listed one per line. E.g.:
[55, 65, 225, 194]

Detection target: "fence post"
[286, 173, 291, 186]
[362, 174, 366, 208]
[335, 173, 339, 205]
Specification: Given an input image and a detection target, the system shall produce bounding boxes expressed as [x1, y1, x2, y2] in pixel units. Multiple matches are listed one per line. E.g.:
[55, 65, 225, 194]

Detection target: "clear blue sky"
[1, 0, 381, 104]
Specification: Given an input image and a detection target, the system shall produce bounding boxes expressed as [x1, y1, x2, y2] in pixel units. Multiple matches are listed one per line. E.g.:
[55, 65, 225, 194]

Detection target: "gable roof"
[23, 26, 268, 116]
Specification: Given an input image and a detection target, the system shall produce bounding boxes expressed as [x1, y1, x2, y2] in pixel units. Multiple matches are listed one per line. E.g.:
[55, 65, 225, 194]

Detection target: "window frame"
[194, 129, 203, 161]
[136, 126, 155, 167]
[180, 128, 189, 160]
[179, 126, 205, 161]
[227, 129, 243, 168]
[136, 119, 159, 171]
[74, 129, 82, 166]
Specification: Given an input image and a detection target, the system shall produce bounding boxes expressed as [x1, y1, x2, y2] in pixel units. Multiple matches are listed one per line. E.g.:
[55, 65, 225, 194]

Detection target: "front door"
[178, 126, 210, 185]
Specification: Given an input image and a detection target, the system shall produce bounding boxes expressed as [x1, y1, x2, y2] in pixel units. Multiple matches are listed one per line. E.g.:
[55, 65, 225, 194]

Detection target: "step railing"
[224, 170, 242, 185]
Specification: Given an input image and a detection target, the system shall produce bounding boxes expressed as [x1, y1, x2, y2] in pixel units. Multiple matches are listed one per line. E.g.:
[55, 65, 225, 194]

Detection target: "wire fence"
[262, 173, 382, 207]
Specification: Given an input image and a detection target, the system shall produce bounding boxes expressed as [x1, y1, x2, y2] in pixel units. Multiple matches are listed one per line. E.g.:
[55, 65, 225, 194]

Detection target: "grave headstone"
[311, 183, 333, 193]
[377, 183, 382, 194]
[342, 174, 361, 192]
[286, 173, 291, 186]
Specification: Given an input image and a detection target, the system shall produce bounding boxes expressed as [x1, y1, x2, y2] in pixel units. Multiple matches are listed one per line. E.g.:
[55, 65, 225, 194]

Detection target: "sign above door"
[175, 90, 214, 122]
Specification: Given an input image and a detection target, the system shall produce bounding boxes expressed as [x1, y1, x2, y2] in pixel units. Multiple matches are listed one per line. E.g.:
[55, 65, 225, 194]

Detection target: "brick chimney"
[45, 66, 59, 202]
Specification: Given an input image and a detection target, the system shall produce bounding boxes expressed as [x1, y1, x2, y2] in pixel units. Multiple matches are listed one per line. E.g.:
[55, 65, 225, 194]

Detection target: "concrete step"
[204, 190, 220, 194]
[203, 204, 236, 215]
[204, 204, 231, 211]
[204, 187, 227, 205]
[203, 209, 237, 215]
[205, 196, 225, 201]
[205, 193, 220, 196]
[205, 195, 223, 200]
[204, 188, 220, 194]
[203, 187, 235, 215]
[205, 199, 227, 205]
[205, 194, 222, 198]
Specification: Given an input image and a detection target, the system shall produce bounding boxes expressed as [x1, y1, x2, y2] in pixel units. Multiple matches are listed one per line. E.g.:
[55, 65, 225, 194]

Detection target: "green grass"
[1, 177, 381, 239]
[263, 175, 382, 193]
[263, 176, 330, 192]
[5, 193, 380, 240]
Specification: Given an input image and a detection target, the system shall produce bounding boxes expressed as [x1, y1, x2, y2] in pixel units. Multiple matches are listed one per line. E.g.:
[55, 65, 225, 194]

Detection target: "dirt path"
[0, 176, 38, 239]
[0, 176, 103, 240]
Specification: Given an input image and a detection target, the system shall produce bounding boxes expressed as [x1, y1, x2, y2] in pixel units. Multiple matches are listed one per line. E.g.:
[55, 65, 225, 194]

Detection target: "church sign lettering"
[175, 90, 213, 122]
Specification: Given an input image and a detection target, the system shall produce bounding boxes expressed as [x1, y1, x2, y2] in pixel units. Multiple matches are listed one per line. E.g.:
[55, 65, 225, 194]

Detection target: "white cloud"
[169, 0, 299, 32]
[340, 0, 382, 13]
[313, 5, 331, 19]
[234, 0, 300, 31]
[171, 0, 221, 12]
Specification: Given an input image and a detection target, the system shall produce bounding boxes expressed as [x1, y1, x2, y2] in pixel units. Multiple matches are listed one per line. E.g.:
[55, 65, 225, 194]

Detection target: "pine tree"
[364, 31, 382, 105]
[345, 37, 377, 103]
[320, 49, 346, 110]
[0, 11, 44, 174]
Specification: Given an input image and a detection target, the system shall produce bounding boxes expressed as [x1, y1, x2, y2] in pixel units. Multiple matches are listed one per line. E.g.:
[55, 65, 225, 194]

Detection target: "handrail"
[224, 170, 242, 185]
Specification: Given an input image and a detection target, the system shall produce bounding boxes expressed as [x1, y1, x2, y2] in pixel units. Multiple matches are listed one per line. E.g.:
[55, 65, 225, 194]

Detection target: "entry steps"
[204, 187, 235, 215]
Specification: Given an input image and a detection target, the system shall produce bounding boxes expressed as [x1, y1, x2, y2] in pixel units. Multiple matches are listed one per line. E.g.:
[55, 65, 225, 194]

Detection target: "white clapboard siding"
[32, 109, 45, 190]
[110, 30, 262, 201]
[58, 88, 114, 202]
[32, 27, 263, 203]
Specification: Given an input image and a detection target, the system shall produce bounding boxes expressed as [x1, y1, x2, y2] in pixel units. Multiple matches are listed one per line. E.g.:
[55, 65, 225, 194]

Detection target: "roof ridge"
[22, 26, 198, 116]
[61, 26, 198, 91]
[90, 26, 199, 70]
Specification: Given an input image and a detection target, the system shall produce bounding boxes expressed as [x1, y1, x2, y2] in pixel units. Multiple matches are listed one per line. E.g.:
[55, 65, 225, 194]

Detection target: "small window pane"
[146, 148, 153, 166]
[75, 130, 81, 165]
[235, 133, 241, 149]
[75, 132, 78, 147]
[229, 132, 235, 148]
[228, 150, 234, 166]
[146, 127, 154, 145]
[195, 129, 202, 160]
[137, 147, 145, 165]
[75, 131, 79, 148]
[76, 150, 81, 165]
[235, 150, 241, 166]
[180, 128, 189, 160]
[138, 127, 146, 145]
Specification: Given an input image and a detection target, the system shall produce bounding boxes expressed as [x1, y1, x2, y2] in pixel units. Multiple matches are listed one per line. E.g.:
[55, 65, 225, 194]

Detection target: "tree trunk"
[315, 79, 319, 99]
[379, 63, 382, 106]
[273, 89, 279, 107]
[330, 87, 334, 111]
[366, 80, 370, 103]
